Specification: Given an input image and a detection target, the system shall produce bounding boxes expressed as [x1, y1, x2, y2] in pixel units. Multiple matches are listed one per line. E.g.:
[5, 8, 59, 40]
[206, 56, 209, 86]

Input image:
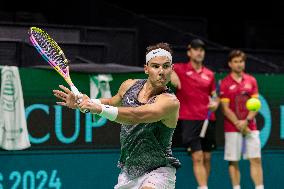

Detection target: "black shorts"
[179, 120, 217, 153]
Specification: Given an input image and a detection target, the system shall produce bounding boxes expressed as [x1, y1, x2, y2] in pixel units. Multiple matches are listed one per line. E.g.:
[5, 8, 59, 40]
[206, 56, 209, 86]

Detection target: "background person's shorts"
[179, 120, 217, 152]
[224, 130, 261, 161]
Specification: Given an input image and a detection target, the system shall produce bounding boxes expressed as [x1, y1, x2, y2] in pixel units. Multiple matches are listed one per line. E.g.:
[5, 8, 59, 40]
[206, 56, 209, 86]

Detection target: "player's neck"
[141, 80, 166, 100]
[190, 61, 203, 72]
[231, 71, 243, 82]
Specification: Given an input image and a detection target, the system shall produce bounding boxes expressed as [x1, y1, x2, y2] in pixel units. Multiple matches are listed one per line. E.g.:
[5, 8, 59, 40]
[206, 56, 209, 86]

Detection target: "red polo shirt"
[220, 73, 259, 132]
[174, 62, 216, 120]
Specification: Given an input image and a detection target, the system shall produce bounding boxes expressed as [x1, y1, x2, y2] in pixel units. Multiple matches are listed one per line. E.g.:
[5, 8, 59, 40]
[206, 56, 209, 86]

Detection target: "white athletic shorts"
[114, 166, 176, 189]
[224, 130, 261, 161]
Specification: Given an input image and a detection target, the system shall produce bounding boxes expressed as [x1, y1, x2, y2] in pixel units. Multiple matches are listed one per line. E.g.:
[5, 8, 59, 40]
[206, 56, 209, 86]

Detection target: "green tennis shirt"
[118, 79, 181, 179]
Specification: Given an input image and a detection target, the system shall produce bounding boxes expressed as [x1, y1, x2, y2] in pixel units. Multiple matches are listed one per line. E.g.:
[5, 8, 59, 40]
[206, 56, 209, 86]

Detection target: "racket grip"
[70, 85, 90, 113]
[70, 85, 80, 96]
[70, 85, 83, 103]
[71, 85, 83, 103]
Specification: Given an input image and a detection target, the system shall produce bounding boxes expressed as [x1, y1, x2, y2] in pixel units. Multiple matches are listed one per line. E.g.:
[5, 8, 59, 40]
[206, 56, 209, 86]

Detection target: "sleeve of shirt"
[220, 80, 230, 103]
[251, 77, 259, 98]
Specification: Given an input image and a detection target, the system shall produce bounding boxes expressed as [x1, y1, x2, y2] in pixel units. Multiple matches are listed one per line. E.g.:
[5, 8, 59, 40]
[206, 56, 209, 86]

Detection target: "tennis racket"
[235, 92, 250, 155]
[200, 80, 220, 138]
[28, 27, 88, 112]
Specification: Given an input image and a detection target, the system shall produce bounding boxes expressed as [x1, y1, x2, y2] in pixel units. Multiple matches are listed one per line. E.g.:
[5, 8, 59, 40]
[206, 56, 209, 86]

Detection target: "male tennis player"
[53, 42, 181, 189]
[220, 50, 264, 189]
[171, 39, 219, 189]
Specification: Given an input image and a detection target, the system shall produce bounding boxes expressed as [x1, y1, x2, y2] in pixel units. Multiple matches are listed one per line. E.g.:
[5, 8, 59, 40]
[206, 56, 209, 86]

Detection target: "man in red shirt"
[220, 50, 264, 189]
[171, 39, 219, 189]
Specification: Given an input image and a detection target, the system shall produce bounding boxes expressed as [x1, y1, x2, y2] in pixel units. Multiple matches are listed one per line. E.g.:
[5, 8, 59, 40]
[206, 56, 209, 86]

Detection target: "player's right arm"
[220, 81, 245, 132]
[220, 99, 240, 129]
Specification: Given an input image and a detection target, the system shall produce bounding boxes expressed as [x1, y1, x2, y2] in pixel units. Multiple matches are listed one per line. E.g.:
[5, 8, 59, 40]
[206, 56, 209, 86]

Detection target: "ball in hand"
[246, 98, 261, 111]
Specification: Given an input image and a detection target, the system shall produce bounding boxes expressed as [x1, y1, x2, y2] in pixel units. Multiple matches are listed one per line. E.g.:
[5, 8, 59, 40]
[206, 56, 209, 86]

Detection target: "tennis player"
[220, 49, 264, 189]
[171, 39, 219, 189]
[53, 42, 181, 189]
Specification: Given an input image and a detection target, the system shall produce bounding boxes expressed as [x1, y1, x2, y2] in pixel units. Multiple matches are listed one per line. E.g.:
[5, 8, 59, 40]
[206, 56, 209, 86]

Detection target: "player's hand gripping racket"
[28, 27, 89, 113]
[235, 92, 250, 155]
[200, 80, 220, 138]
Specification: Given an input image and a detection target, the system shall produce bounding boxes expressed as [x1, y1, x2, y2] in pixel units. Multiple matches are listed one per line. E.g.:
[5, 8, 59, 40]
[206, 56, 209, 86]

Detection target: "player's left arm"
[116, 94, 179, 127]
[79, 93, 180, 128]
[208, 75, 220, 112]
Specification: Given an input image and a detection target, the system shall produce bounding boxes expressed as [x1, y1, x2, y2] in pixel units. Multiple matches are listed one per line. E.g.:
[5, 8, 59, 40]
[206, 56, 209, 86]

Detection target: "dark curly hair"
[228, 49, 247, 62]
[146, 42, 173, 55]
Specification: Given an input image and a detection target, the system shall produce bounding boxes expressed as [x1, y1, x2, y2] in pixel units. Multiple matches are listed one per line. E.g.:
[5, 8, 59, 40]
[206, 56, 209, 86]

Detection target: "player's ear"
[228, 61, 232, 69]
[187, 49, 191, 58]
[144, 64, 149, 74]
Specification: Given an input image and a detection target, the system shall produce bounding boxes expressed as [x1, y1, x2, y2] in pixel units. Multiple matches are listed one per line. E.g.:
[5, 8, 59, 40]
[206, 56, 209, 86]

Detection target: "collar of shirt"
[229, 72, 248, 84]
[187, 61, 204, 74]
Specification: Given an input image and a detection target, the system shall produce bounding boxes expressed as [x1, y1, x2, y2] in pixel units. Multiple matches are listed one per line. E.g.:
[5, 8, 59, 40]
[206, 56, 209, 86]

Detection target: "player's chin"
[156, 80, 168, 86]
[238, 68, 245, 73]
[195, 57, 204, 62]
[234, 68, 243, 73]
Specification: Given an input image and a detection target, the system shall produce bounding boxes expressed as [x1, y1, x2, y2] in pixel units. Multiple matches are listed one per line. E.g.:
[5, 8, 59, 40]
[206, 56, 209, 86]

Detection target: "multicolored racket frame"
[29, 27, 80, 96]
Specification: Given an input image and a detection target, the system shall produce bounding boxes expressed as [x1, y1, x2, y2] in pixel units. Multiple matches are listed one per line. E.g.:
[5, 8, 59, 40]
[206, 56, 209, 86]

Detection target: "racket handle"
[200, 119, 209, 138]
[70, 85, 90, 113]
[70, 85, 82, 102]
[200, 111, 212, 138]
[70, 85, 80, 96]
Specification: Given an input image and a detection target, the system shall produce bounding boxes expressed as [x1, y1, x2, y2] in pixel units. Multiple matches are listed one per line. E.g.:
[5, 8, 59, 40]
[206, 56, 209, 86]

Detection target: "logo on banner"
[1, 70, 18, 112]
[90, 74, 113, 127]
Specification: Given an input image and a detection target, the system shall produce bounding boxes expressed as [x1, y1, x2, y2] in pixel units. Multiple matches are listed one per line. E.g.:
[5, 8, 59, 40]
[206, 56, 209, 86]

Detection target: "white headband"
[146, 48, 172, 63]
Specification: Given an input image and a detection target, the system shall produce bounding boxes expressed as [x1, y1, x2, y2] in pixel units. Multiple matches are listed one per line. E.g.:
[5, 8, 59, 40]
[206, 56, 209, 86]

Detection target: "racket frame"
[29, 27, 80, 96]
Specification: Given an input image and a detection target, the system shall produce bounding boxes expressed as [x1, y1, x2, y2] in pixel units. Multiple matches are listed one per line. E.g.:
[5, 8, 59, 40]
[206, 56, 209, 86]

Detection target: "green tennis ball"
[246, 98, 261, 111]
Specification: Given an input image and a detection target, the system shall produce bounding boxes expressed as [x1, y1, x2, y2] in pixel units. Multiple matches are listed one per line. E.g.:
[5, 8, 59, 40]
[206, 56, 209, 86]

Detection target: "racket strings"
[31, 29, 68, 70]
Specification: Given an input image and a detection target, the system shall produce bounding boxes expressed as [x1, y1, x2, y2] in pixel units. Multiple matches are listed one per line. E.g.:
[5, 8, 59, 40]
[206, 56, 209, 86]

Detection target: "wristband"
[98, 104, 118, 121]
